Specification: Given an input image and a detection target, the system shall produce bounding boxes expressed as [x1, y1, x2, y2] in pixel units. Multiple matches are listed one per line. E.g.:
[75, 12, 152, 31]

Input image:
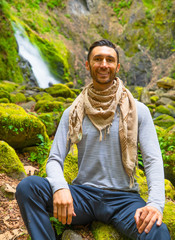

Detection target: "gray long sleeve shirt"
[46, 100, 165, 214]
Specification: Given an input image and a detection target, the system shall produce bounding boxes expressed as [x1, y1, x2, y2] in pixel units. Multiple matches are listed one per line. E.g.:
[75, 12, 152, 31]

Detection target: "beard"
[89, 65, 117, 85]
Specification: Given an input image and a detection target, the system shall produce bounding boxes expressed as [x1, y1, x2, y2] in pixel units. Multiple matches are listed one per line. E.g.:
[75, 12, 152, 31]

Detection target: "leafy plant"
[29, 134, 51, 166]
[50, 217, 65, 236]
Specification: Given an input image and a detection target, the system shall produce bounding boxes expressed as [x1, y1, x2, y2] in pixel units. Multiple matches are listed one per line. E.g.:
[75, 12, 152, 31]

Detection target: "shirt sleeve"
[46, 107, 70, 193]
[137, 101, 165, 214]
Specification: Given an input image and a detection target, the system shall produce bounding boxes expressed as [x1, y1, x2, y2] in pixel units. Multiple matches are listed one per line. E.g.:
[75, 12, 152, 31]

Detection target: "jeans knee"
[16, 176, 38, 201]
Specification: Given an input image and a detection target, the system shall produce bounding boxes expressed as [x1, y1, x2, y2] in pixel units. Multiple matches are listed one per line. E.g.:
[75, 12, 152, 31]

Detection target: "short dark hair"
[87, 39, 119, 64]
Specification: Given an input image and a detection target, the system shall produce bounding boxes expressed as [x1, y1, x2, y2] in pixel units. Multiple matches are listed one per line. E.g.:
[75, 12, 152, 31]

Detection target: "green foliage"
[110, 0, 132, 17]
[28, 134, 51, 166]
[0, 3, 24, 83]
[50, 217, 65, 236]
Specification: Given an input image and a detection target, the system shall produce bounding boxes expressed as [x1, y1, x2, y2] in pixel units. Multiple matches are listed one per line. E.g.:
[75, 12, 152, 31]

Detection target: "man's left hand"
[134, 206, 162, 234]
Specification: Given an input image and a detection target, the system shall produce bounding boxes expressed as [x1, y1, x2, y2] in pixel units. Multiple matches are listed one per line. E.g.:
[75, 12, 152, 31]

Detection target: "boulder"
[0, 103, 49, 149]
[45, 84, 76, 98]
[0, 81, 19, 92]
[157, 77, 175, 89]
[34, 100, 64, 113]
[62, 230, 82, 240]
[0, 141, 26, 179]
[153, 114, 175, 129]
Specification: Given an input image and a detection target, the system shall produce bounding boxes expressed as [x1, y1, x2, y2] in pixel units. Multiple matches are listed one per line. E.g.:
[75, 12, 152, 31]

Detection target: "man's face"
[86, 46, 120, 90]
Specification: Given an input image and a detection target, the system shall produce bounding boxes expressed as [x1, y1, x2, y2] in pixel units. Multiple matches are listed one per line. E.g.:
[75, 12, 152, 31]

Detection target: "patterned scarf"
[67, 78, 138, 186]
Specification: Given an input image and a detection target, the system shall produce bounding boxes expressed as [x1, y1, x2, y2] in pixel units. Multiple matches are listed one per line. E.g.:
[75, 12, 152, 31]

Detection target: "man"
[16, 39, 171, 240]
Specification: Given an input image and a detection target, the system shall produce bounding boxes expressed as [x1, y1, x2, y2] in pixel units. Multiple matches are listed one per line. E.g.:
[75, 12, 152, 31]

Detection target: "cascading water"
[13, 23, 60, 88]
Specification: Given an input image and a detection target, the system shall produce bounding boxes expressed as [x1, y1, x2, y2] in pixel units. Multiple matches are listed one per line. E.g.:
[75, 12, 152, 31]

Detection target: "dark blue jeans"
[15, 176, 171, 240]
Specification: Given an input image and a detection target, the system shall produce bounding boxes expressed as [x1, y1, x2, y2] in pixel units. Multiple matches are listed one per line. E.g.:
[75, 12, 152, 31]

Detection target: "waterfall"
[13, 23, 60, 88]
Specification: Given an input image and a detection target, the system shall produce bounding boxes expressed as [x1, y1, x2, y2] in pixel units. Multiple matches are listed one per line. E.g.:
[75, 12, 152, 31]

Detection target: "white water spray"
[13, 24, 60, 88]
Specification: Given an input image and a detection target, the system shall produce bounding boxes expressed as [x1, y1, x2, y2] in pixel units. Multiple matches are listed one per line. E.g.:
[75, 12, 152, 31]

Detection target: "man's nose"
[100, 59, 107, 67]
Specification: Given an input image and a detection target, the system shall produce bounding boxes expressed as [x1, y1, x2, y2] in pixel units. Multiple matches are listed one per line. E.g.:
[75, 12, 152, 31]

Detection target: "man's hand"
[134, 206, 162, 234]
[53, 188, 76, 225]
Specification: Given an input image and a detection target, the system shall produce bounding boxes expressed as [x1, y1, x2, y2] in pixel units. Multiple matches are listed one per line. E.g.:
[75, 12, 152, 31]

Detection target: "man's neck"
[92, 80, 114, 91]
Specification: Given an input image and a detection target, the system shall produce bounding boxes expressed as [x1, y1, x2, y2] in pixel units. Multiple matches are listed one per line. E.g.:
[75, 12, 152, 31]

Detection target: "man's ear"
[85, 61, 90, 71]
[116, 63, 120, 73]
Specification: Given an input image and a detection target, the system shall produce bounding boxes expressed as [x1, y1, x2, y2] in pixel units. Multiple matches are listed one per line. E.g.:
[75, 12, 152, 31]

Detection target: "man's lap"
[17, 176, 170, 240]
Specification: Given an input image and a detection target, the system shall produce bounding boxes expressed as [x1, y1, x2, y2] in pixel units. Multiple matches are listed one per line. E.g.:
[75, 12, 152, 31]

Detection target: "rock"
[0, 103, 49, 149]
[19, 101, 36, 112]
[162, 90, 175, 101]
[34, 100, 64, 113]
[140, 88, 151, 104]
[0, 81, 19, 93]
[91, 221, 126, 240]
[156, 97, 173, 106]
[127, 86, 143, 101]
[153, 114, 175, 129]
[0, 141, 26, 179]
[10, 92, 26, 103]
[62, 230, 82, 240]
[127, 52, 152, 86]
[45, 84, 76, 98]
[150, 95, 159, 104]
[0, 183, 16, 200]
[157, 77, 175, 89]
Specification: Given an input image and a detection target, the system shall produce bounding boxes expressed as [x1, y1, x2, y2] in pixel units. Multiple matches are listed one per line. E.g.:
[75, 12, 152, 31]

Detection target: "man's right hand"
[53, 188, 76, 225]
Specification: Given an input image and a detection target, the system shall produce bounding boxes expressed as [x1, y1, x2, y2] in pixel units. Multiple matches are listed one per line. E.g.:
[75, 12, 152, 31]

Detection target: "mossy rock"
[0, 81, 19, 92]
[0, 103, 49, 149]
[65, 82, 74, 88]
[91, 221, 127, 240]
[157, 77, 175, 89]
[166, 104, 175, 118]
[153, 114, 175, 129]
[150, 95, 159, 103]
[33, 92, 54, 102]
[71, 88, 81, 96]
[164, 179, 175, 200]
[0, 141, 26, 179]
[127, 86, 143, 101]
[155, 105, 171, 115]
[0, 98, 10, 103]
[38, 112, 61, 136]
[34, 100, 64, 113]
[163, 201, 175, 240]
[10, 92, 26, 103]
[45, 84, 76, 99]
[0, 90, 11, 100]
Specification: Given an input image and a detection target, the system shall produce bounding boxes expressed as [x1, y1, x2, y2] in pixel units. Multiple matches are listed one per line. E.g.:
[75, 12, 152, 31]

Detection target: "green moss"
[156, 105, 171, 115]
[127, 86, 143, 100]
[91, 221, 127, 240]
[0, 140, 26, 179]
[27, 96, 36, 102]
[150, 95, 159, 103]
[165, 179, 175, 200]
[34, 100, 64, 113]
[0, 5, 24, 83]
[64, 145, 78, 184]
[0, 81, 19, 92]
[33, 92, 54, 102]
[155, 125, 166, 138]
[65, 82, 74, 88]
[154, 114, 175, 129]
[45, 84, 76, 98]
[10, 92, 26, 103]
[0, 103, 49, 149]
[0, 98, 10, 103]
[163, 201, 175, 239]
[0, 90, 11, 100]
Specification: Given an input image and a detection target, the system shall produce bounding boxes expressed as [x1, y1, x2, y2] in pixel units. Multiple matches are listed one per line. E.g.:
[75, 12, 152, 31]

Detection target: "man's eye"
[107, 58, 113, 62]
[95, 58, 101, 61]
